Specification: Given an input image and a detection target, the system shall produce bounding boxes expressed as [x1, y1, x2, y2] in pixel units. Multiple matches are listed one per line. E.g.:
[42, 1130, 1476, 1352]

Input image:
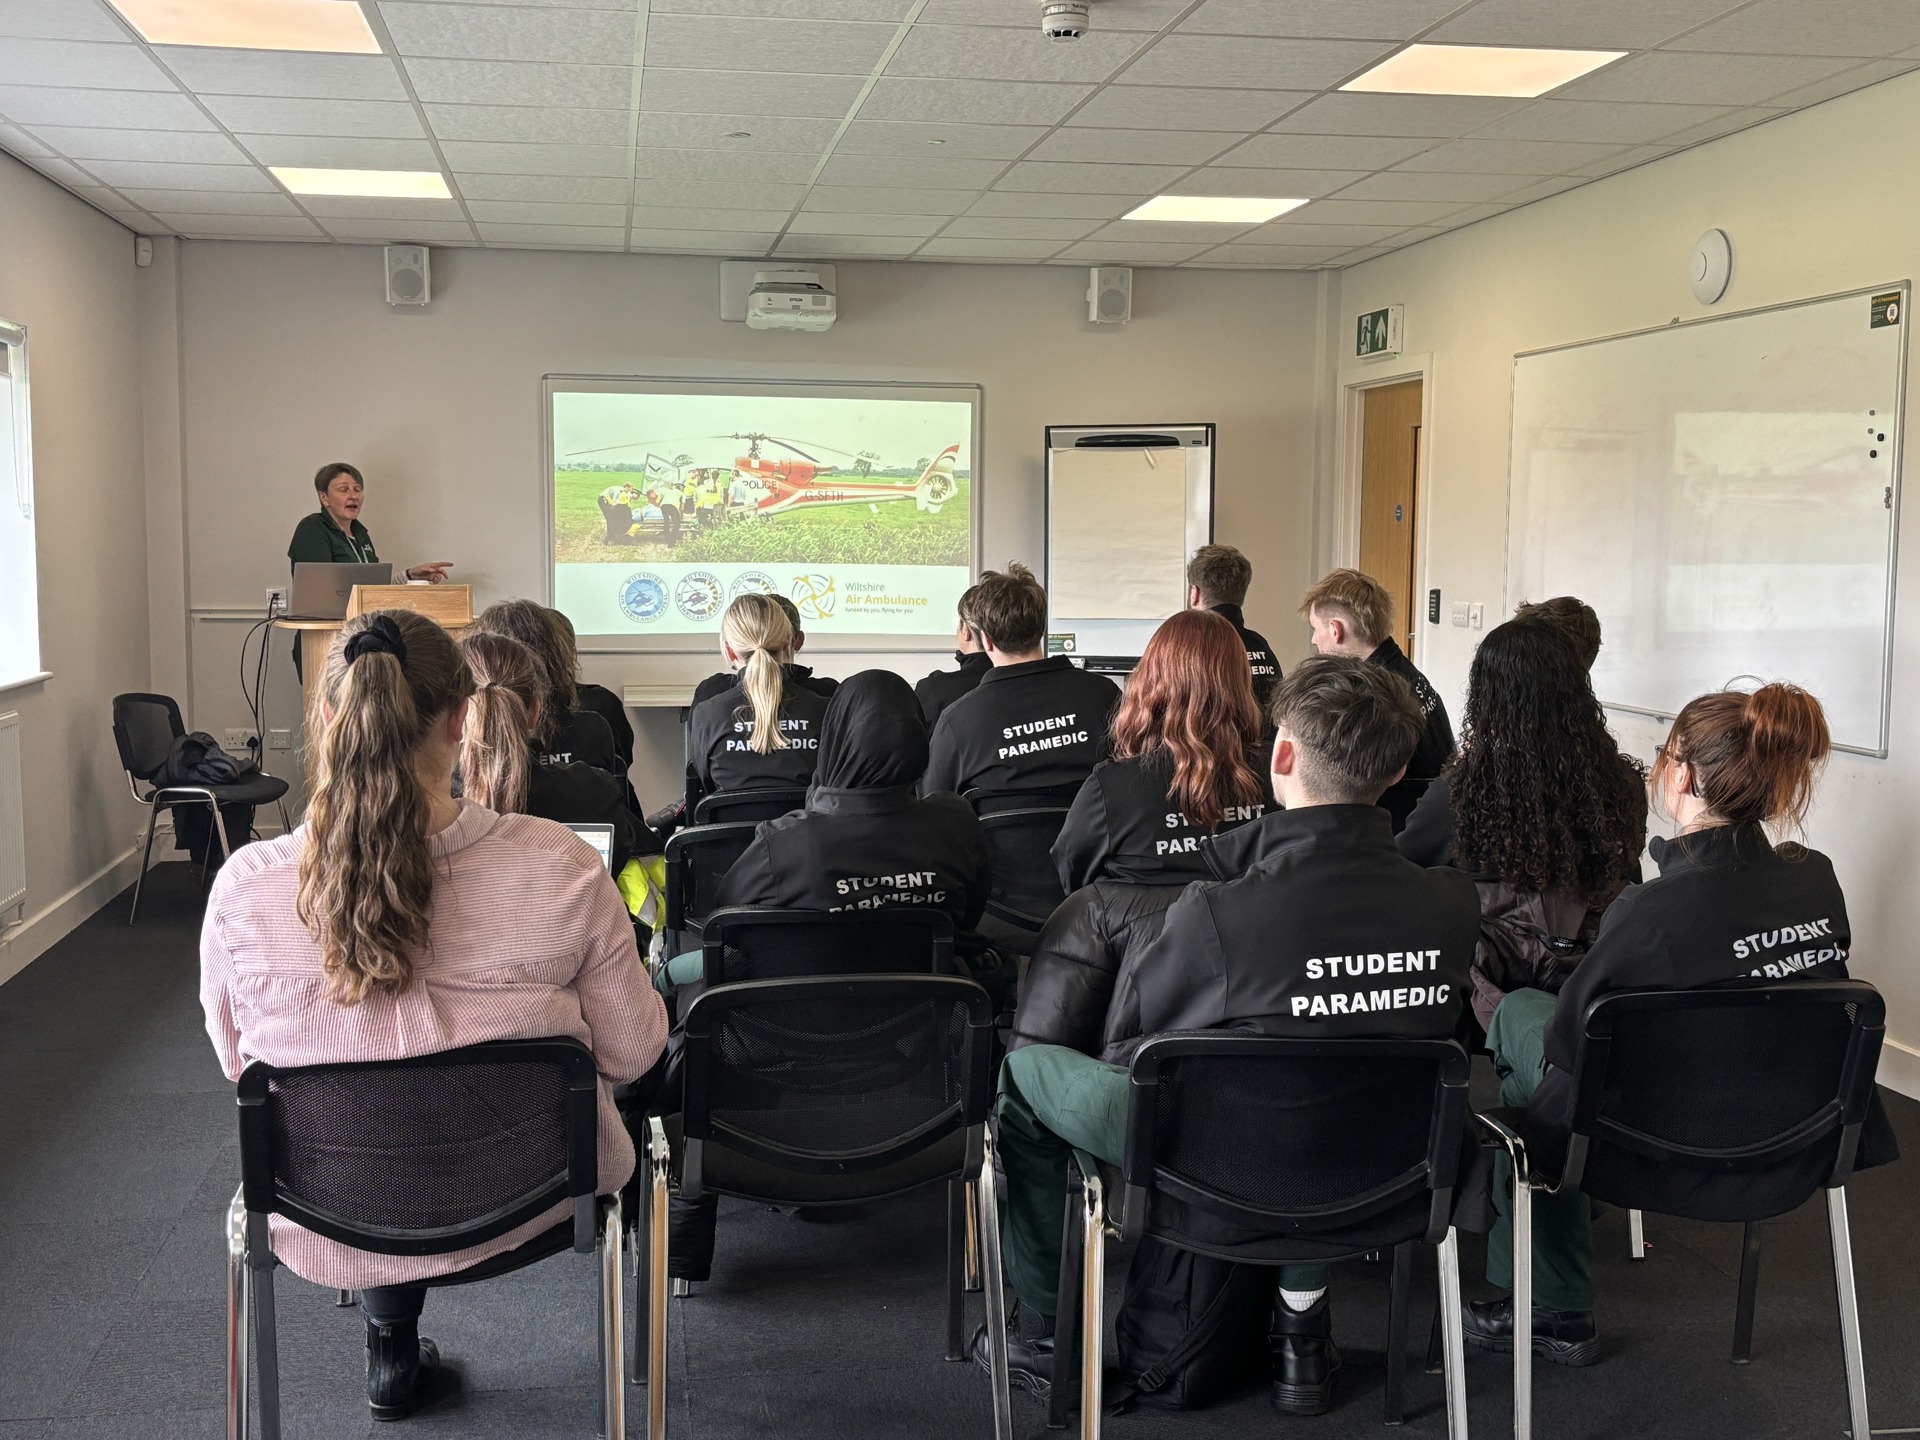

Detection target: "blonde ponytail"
[720, 593, 794, 755]
[297, 611, 474, 1006]
[459, 632, 543, 816]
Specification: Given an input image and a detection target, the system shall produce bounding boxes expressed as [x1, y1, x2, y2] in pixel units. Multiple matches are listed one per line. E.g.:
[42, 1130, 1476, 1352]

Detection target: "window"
[0, 321, 38, 689]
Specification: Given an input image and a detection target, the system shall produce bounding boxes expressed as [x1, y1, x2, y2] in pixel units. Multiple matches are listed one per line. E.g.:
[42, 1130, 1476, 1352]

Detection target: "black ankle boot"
[1270, 1293, 1340, 1416]
[970, 1299, 1055, 1399]
[366, 1318, 443, 1421]
[1463, 1296, 1600, 1366]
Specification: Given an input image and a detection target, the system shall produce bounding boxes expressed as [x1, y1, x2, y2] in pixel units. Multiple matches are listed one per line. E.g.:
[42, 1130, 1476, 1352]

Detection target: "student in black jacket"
[915, 579, 992, 729]
[924, 563, 1120, 802]
[691, 594, 837, 707]
[1300, 568, 1453, 831]
[979, 656, 1480, 1414]
[684, 593, 828, 794]
[1465, 682, 1897, 1367]
[546, 607, 635, 773]
[1187, 543, 1282, 710]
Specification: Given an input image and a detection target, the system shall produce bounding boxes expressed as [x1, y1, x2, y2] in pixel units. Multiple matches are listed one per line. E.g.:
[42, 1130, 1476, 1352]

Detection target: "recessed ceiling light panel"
[1341, 44, 1625, 98]
[1124, 195, 1309, 224]
[110, 0, 382, 52]
[272, 167, 451, 198]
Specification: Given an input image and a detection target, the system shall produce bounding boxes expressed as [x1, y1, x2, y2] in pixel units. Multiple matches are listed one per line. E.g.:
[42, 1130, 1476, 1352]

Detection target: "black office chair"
[692, 785, 808, 825]
[112, 692, 290, 923]
[963, 787, 1076, 943]
[643, 975, 1013, 1440]
[660, 821, 759, 955]
[1477, 980, 1887, 1440]
[1043, 1034, 1474, 1439]
[227, 1038, 630, 1440]
[699, 906, 955, 985]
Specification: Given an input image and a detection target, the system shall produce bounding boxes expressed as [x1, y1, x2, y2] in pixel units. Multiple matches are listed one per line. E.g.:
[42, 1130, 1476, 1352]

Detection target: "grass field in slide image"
[553, 468, 971, 566]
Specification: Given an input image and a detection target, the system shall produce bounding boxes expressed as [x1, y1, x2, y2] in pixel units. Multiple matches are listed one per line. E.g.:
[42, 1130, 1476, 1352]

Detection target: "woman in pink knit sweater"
[200, 609, 667, 1420]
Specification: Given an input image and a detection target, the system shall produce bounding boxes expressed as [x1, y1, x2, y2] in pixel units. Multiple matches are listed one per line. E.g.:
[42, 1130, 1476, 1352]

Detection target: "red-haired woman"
[1051, 608, 1269, 892]
[1466, 682, 1898, 1367]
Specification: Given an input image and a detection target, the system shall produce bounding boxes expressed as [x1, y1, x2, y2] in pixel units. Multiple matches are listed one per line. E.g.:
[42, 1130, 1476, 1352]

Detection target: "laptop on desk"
[567, 822, 616, 873]
[289, 562, 393, 621]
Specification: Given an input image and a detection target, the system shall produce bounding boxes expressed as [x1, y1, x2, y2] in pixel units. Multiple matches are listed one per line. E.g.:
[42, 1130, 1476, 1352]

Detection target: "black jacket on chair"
[914, 650, 992, 730]
[922, 656, 1121, 797]
[1011, 880, 1190, 1064]
[526, 761, 659, 876]
[1051, 752, 1266, 893]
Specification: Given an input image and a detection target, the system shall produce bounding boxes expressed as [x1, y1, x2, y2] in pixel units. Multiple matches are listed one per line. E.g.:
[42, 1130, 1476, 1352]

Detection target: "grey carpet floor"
[1, 860, 1914, 1439]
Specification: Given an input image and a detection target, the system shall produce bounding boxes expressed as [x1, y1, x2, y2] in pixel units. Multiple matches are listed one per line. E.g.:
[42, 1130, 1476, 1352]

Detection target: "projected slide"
[550, 380, 977, 639]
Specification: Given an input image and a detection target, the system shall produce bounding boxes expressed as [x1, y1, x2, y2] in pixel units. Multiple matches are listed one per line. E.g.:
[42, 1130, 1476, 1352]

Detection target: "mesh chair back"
[701, 907, 954, 986]
[112, 692, 185, 783]
[680, 975, 994, 1183]
[1121, 1035, 1469, 1258]
[236, 1038, 601, 1256]
[968, 799, 1072, 929]
[694, 786, 808, 825]
[663, 821, 760, 932]
[1566, 981, 1885, 1212]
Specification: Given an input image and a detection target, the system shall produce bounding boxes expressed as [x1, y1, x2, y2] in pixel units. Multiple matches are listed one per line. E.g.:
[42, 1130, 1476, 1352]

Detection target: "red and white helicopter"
[568, 432, 962, 518]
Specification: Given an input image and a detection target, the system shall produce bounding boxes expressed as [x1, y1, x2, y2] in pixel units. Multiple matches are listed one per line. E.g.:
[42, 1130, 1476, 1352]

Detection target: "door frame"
[1332, 352, 1436, 667]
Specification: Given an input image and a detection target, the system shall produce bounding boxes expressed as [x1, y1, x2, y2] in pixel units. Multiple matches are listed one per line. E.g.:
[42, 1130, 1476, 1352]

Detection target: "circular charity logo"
[618, 572, 668, 624]
[729, 570, 777, 599]
[790, 573, 837, 620]
[675, 570, 725, 621]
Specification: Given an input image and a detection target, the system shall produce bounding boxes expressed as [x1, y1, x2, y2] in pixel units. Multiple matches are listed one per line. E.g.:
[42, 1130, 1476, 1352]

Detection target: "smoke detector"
[1041, 0, 1090, 40]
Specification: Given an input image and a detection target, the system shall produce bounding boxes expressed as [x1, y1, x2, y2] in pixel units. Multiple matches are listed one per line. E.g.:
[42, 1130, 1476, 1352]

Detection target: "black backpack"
[1112, 1238, 1275, 1410]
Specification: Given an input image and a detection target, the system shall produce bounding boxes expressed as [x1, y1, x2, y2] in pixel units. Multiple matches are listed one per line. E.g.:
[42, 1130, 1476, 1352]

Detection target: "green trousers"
[1484, 988, 1594, 1312]
[998, 1043, 1328, 1317]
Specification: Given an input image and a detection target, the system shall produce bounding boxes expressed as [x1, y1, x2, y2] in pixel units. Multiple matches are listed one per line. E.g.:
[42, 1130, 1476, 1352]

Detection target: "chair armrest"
[1474, 1109, 1532, 1189]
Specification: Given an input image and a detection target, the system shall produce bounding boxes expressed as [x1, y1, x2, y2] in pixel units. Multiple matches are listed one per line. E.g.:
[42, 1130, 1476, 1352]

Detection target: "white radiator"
[0, 711, 21, 917]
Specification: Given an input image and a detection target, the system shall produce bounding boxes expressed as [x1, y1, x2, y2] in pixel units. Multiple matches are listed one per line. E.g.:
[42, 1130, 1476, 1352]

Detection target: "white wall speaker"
[385, 244, 430, 306]
[1087, 266, 1131, 325]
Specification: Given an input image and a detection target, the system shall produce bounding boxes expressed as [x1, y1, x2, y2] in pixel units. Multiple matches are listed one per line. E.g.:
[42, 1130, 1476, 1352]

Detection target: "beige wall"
[0, 153, 150, 982]
[172, 244, 1324, 807]
[1335, 71, 1920, 1098]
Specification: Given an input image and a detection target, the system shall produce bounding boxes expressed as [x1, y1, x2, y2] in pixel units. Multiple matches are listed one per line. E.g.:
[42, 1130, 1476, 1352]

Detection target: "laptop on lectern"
[289, 562, 393, 620]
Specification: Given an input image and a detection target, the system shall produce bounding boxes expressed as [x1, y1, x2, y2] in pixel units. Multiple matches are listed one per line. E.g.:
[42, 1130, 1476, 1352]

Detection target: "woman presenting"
[288, 461, 452, 582]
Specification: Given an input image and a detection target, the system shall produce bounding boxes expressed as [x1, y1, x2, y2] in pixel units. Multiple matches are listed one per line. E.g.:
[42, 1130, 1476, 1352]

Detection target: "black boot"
[366, 1318, 444, 1421]
[970, 1299, 1055, 1399]
[1270, 1292, 1340, 1416]
[1462, 1296, 1600, 1367]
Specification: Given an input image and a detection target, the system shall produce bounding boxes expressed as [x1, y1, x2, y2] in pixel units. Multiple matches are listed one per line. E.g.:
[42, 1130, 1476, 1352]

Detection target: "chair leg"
[1436, 1229, 1470, 1440]
[1827, 1188, 1872, 1440]
[1385, 1240, 1413, 1425]
[245, 1215, 281, 1440]
[1731, 1222, 1762, 1364]
[946, 1179, 966, 1361]
[1511, 1163, 1534, 1440]
[226, 1190, 249, 1440]
[129, 805, 161, 925]
[976, 1134, 1014, 1440]
[1077, 1170, 1107, 1440]
[600, 1196, 626, 1440]
[334, 1289, 354, 1307]
[1426, 1301, 1444, 1375]
[1049, 1169, 1087, 1432]
[964, 1178, 983, 1292]
[646, 1118, 670, 1440]
[629, 1174, 647, 1387]
[1628, 1208, 1647, 1260]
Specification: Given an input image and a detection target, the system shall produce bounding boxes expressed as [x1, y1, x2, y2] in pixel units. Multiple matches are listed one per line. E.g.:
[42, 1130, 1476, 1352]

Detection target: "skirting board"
[1879, 1036, 1920, 1104]
[0, 843, 141, 988]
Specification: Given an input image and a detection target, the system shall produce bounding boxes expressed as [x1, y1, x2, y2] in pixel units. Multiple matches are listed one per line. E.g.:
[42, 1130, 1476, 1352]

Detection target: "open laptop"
[567, 822, 616, 873]
[288, 561, 393, 620]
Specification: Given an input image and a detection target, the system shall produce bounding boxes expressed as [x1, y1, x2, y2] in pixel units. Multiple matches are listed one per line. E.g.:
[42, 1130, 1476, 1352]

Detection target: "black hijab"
[812, 670, 929, 791]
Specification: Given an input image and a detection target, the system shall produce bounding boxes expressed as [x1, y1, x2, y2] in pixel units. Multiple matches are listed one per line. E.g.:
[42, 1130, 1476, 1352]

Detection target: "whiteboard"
[1507, 285, 1908, 755]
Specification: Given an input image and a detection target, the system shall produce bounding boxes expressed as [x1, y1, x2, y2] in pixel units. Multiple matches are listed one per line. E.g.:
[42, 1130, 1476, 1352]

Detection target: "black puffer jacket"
[1008, 880, 1189, 1064]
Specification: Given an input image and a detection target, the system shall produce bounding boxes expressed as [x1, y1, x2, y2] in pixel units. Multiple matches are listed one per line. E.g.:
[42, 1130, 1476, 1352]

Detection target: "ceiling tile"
[466, 199, 629, 225]
[1555, 52, 1860, 107]
[294, 194, 466, 218]
[1468, 99, 1737, 145]
[916, 237, 1066, 258]
[858, 77, 1091, 125]
[0, 119, 49, 155]
[24, 125, 246, 164]
[645, 14, 895, 73]
[1669, 0, 1920, 57]
[938, 214, 1098, 238]
[1190, 242, 1347, 265]
[236, 134, 441, 168]
[1165, 166, 1363, 196]
[816, 152, 1007, 186]
[0, 85, 211, 130]
[1117, 36, 1392, 90]
[635, 112, 839, 153]
[1567, 144, 1671, 177]
[915, 0, 1184, 30]
[802, 185, 979, 213]
[477, 221, 627, 244]
[638, 67, 865, 117]
[1336, 170, 1534, 201]
[887, 25, 1144, 82]
[0, 38, 172, 88]
[405, 58, 633, 109]
[321, 217, 479, 241]
[1763, 59, 1919, 110]
[965, 190, 1138, 217]
[1495, 175, 1587, 204]
[774, 233, 917, 255]
[1026, 128, 1233, 164]
[786, 211, 948, 236]
[653, 0, 911, 16]
[632, 148, 819, 180]
[442, 140, 629, 175]
[1427, 0, 1743, 50]
[1280, 196, 1461, 224]
[82, 159, 272, 190]
[0, 0, 127, 41]
[1397, 137, 1626, 173]
[200, 95, 425, 139]
[381, 4, 639, 62]
[1054, 239, 1212, 263]
[460, 173, 632, 202]
[835, 120, 1044, 159]
[630, 178, 807, 206]
[1084, 218, 1257, 243]
[1655, 106, 1784, 146]
[1238, 220, 1409, 245]
[159, 47, 407, 100]
[424, 103, 628, 145]
[627, 228, 778, 249]
[151, 213, 324, 238]
[1065, 84, 1306, 131]
[1269, 93, 1529, 137]
[115, 187, 300, 213]
[1179, 0, 1464, 40]
[629, 205, 792, 228]
[993, 159, 1185, 192]
[1219, 132, 1431, 168]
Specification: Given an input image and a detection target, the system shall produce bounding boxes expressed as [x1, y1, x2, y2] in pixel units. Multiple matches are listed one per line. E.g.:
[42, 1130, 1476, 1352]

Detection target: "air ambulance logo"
[791, 573, 837, 620]
[618, 573, 668, 623]
[676, 571, 725, 621]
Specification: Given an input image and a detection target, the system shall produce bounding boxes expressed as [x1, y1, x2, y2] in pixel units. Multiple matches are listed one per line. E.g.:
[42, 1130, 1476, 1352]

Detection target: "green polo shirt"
[288, 510, 379, 569]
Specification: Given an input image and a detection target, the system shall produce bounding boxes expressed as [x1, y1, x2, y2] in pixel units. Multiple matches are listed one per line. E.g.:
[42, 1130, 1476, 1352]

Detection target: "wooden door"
[1358, 379, 1423, 652]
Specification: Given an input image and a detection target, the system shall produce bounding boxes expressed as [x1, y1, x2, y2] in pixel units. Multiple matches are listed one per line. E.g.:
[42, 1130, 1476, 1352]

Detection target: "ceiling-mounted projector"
[746, 268, 836, 331]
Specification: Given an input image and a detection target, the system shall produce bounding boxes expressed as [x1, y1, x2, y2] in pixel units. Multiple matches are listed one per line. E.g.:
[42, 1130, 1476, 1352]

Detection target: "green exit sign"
[1356, 305, 1404, 358]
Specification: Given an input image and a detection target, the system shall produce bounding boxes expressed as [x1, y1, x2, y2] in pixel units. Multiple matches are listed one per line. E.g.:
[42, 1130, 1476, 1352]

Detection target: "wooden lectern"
[273, 584, 474, 787]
